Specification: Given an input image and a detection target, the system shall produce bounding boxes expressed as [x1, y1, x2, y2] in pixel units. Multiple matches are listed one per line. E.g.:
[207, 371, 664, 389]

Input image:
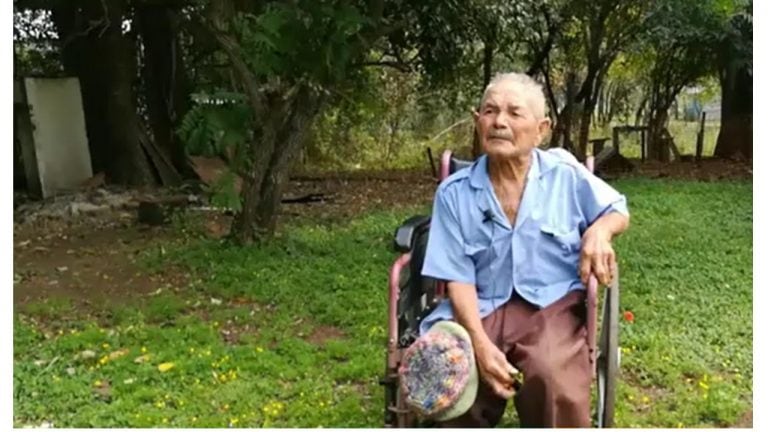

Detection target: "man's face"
[473, 83, 550, 159]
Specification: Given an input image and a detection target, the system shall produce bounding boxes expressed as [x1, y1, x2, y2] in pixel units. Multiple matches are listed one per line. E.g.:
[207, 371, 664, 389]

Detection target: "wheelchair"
[380, 150, 621, 428]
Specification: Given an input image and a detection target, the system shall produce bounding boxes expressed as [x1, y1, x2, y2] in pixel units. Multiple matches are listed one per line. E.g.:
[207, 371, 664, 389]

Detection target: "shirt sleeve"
[420, 186, 476, 285]
[576, 167, 630, 225]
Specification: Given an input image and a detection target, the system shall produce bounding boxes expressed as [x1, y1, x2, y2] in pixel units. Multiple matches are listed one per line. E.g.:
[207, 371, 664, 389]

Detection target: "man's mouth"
[488, 134, 513, 142]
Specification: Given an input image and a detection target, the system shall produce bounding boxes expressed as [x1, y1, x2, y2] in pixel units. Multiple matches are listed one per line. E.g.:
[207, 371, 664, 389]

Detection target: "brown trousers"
[438, 290, 591, 428]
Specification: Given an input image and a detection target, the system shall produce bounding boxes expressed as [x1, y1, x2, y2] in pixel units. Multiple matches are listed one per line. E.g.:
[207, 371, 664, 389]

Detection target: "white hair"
[480, 72, 547, 119]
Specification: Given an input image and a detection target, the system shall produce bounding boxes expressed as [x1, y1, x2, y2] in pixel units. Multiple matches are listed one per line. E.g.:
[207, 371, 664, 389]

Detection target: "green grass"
[13, 178, 752, 428]
[590, 119, 721, 159]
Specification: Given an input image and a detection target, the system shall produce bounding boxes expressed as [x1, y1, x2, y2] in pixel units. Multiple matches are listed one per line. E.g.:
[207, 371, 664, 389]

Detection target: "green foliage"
[230, 1, 368, 84]
[178, 91, 251, 160]
[177, 91, 251, 210]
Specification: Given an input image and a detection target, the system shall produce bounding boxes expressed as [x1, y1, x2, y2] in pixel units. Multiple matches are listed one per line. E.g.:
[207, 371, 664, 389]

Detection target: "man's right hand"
[474, 339, 518, 399]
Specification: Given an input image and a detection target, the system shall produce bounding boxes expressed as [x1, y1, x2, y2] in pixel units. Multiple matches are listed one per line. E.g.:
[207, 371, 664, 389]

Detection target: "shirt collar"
[469, 148, 545, 190]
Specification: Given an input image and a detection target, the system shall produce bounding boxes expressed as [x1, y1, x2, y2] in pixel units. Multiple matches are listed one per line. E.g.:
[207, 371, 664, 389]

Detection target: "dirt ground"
[13, 170, 437, 308]
[13, 158, 751, 309]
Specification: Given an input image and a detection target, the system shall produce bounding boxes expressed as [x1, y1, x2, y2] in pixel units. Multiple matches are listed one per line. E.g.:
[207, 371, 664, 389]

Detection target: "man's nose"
[492, 112, 510, 129]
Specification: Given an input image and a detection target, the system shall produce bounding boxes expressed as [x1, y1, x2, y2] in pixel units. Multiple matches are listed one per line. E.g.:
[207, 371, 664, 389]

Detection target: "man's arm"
[580, 211, 630, 285]
[420, 186, 518, 399]
[576, 168, 631, 285]
[448, 281, 516, 399]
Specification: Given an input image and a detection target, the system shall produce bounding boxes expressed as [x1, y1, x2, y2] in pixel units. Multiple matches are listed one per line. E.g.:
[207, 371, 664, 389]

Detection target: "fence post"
[695, 112, 707, 162]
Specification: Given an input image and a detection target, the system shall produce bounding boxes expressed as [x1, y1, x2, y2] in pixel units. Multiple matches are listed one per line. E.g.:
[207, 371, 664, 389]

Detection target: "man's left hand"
[579, 226, 616, 286]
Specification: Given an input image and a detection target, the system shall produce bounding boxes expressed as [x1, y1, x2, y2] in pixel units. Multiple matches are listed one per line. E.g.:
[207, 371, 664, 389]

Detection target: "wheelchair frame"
[380, 150, 620, 428]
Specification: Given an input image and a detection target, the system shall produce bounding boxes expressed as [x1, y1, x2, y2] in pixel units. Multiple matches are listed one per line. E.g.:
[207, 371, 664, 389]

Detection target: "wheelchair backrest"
[439, 150, 473, 182]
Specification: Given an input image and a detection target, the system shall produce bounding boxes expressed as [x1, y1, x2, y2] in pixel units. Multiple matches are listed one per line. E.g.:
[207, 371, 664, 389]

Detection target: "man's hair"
[480, 72, 547, 120]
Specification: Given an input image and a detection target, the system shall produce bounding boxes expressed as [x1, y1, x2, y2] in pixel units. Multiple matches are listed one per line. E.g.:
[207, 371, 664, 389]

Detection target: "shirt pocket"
[540, 224, 582, 256]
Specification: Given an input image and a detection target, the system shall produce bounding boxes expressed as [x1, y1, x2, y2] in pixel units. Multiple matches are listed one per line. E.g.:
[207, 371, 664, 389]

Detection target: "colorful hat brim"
[422, 321, 479, 422]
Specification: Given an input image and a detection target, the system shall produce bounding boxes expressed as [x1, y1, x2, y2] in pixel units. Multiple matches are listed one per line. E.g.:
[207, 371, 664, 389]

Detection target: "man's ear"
[538, 117, 552, 137]
[472, 109, 480, 122]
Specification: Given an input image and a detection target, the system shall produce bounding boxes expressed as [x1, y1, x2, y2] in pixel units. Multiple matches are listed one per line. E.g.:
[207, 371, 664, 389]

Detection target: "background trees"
[13, 0, 752, 242]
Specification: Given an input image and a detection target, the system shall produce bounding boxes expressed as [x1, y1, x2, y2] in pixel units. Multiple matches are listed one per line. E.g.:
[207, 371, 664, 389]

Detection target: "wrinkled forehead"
[480, 82, 534, 111]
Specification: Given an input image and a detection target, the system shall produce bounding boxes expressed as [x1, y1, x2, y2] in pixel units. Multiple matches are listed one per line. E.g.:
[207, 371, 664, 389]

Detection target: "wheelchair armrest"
[393, 215, 431, 253]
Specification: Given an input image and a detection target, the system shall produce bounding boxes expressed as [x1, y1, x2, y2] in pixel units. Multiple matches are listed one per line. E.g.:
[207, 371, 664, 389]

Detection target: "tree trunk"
[52, 0, 155, 185]
[472, 33, 495, 159]
[714, 59, 752, 159]
[552, 71, 578, 149]
[94, 0, 155, 185]
[576, 98, 594, 159]
[135, 4, 196, 178]
[646, 83, 673, 162]
[647, 110, 671, 162]
[50, 1, 109, 175]
[230, 86, 323, 243]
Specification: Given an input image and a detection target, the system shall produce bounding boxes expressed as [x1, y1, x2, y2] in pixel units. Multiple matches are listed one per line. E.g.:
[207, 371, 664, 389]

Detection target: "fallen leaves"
[133, 354, 152, 364]
[157, 362, 175, 372]
[108, 348, 129, 361]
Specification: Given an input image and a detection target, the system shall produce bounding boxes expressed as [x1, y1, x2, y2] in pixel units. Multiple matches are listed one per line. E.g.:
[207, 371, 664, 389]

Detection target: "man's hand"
[579, 225, 616, 286]
[474, 339, 518, 399]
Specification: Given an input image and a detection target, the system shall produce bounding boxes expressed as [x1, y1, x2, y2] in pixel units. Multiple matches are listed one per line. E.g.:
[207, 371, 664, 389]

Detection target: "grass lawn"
[13, 178, 752, 428]
[589, 119, 721, 159]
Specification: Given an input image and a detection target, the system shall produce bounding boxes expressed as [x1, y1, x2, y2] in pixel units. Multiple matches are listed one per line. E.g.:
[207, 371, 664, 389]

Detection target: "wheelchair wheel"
[596, 273, 620, 428]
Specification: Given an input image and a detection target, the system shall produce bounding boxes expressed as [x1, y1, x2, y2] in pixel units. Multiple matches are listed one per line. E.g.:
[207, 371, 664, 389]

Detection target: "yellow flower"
[162, 418, 168, 424]
[698, 381, 709, 390]
[192, 417, 198, 422]
[189, 347, 195, 353]
[158, 362, 175, 372]
[155, 401, 165, 408]
[641, 396, 650, 404]
[141, 347, 148, 354]
[93, 380, 102, 387]
[256, 347, 264, 353]
[230, 418, 239, 425]
[102, 343, 110, 349]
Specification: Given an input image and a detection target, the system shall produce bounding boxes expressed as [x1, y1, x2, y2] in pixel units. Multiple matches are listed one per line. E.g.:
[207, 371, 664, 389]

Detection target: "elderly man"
[420, 72, 630, 428]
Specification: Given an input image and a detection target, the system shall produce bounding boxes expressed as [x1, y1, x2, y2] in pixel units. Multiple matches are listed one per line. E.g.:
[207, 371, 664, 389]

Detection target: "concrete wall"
[15, 77, 93, 198]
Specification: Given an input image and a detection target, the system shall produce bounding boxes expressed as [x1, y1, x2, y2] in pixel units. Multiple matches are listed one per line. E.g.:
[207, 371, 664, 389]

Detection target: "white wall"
[20, 77, 93, 198]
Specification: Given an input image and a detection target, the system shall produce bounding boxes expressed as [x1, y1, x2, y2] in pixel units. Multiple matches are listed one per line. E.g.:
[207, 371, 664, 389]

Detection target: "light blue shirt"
[419, 148, 629, 335]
